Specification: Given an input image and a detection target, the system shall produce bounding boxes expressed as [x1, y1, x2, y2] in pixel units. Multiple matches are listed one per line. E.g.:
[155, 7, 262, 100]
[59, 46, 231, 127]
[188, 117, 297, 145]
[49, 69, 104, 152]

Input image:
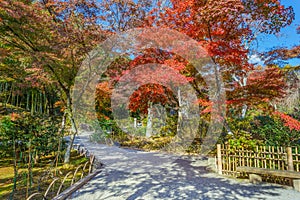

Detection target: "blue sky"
[251, 0, 300, 66]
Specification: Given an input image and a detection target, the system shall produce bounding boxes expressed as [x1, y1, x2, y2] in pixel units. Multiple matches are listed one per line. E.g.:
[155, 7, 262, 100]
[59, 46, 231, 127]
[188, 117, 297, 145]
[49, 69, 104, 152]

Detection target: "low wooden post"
[217, 144, 222, 175]
[134, 118, 137, 128]
[287, 147, 294, 171]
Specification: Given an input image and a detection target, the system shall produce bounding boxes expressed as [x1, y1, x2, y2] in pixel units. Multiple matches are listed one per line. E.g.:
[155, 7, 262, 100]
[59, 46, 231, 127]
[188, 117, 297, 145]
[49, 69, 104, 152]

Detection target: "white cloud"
[248, 54, 264, 65]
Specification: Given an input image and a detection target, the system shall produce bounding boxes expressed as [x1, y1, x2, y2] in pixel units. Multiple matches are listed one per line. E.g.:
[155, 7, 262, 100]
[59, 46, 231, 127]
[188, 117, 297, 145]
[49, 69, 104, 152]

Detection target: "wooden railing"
[216, 144, 300, 176]
[26, 144, 100, 200]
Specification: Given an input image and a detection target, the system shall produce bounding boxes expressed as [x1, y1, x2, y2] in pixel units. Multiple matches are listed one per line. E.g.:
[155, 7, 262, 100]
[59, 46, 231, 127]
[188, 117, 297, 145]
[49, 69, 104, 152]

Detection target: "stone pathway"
[69, 132, 300, 200]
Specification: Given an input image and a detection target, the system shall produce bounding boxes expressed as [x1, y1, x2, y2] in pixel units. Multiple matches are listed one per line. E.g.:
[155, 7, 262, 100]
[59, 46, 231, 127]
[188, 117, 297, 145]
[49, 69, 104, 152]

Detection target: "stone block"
[293, 179, 300, 192]
[207, 157, 217, 172]
[249, 174, 262, 184]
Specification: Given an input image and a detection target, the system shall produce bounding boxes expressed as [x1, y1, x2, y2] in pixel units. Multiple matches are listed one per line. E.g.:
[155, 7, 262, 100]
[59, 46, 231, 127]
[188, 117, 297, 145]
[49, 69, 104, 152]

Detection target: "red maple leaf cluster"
[274, 111, 300, 131]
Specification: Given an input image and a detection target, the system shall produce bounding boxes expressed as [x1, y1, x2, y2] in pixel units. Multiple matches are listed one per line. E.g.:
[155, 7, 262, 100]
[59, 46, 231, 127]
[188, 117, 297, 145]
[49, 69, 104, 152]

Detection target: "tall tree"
[151, 0, 294, 133]
[0, 0, 107, 162]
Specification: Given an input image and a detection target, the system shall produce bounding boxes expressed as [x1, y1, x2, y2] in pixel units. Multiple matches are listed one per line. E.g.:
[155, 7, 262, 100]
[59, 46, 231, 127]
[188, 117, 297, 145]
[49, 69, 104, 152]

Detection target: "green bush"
[251, 115, 300, 147]
[226, 130, 261, 150]
[0, 112, 61, 159]
[223, 114, 262, 149]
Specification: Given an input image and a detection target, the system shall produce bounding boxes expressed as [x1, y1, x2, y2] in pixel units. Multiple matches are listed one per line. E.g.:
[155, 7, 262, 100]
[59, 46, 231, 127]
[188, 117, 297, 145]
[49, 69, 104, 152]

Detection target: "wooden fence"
[216, 144, 300, 176]
[26, 144, 100, 200]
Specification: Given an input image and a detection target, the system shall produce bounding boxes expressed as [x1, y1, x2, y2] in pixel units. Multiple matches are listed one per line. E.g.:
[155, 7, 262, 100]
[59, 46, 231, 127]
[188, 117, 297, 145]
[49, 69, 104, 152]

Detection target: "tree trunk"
[34, 150, 39, 165]
[39, 92, 43, 113]
[241, 104, 247, 119]
[224, 120, 233, 135]
[56, 111, 66, 171]
[26, 139, 32, 199]
[43, 91, 47, 114]
[64, 94, 78, 163]
[4, 82, 8, 108]
[10, 139, 18, 200]
[6, 83, 13, 106]
[26, 92, 30, 110]
[177, 88, 182, 133]
[31, 91, 34, 115]
[64, 132, 75, 163]
[16, 94, 19, 108]
[146, 101, 153, 138]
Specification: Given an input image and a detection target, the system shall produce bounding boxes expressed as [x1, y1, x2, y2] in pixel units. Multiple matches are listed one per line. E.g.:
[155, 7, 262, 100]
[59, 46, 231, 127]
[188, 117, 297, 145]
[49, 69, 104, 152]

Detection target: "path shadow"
[69, 135, 299, 200]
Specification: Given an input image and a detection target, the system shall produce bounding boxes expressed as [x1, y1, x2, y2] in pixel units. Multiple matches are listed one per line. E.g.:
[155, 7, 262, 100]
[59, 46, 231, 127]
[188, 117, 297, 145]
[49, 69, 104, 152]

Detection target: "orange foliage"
[274, 111, 300, 131]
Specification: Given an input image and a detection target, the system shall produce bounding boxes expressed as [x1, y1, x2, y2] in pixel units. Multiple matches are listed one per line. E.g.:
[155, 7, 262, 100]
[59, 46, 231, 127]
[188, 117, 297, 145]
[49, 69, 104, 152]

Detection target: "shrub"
[251, 115, 300, 147]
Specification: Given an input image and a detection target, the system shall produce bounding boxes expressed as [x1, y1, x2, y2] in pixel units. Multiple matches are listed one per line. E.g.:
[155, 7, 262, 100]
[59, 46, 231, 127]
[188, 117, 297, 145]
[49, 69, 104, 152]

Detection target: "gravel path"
[69, 132, 300, 200]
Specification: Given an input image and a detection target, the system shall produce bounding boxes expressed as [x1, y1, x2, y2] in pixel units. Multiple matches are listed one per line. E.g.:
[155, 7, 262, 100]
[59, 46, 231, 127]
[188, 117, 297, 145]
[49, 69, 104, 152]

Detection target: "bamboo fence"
[217, 144, 300, 176]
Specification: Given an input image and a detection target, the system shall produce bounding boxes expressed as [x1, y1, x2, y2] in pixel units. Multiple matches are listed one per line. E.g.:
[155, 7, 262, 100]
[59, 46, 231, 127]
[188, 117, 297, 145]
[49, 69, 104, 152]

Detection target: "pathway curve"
[69, 132, 300, 200]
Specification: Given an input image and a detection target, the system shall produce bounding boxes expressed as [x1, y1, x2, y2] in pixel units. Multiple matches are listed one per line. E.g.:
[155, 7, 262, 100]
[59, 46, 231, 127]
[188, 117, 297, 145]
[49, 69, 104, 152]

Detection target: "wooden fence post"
[286, 147, 294, 171]
[217, 144, 222, 175]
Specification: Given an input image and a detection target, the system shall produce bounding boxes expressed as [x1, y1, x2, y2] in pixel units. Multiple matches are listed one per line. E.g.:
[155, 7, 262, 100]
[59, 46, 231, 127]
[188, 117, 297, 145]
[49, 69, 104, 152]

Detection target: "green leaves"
[251, 115, 300, 146]
[0, 112, 60, 158]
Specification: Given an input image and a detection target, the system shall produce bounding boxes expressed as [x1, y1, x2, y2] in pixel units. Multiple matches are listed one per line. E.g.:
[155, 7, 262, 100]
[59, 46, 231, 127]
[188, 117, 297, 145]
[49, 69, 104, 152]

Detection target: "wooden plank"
[52, 169, 102, 200]
[236, 166, 300, 179]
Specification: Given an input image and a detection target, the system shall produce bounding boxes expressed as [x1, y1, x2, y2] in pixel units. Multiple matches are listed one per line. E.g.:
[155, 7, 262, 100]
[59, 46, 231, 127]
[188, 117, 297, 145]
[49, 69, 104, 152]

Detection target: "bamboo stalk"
[217, 144, 222, 175]
[31, 91, 34, 115]
[287, 147, 294, 171]
[296, 147, 299, 172]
